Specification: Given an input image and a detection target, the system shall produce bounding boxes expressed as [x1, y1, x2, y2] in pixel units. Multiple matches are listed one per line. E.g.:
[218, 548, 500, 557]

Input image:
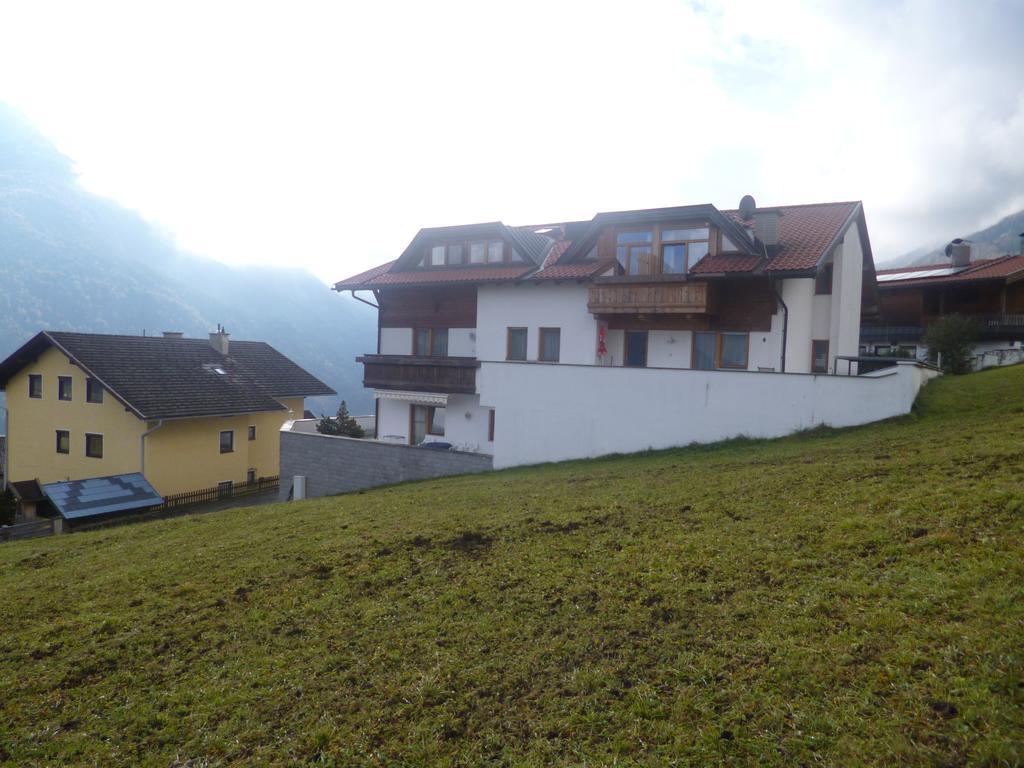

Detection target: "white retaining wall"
[478, 361, 938, 469]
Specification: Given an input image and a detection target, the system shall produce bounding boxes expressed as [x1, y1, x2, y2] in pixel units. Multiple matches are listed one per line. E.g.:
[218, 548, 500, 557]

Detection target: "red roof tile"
[334, 263, 533, 289]
[333, 261, 396, 289]
[723, 201, 861, 272]
[876, 255, 1024, 287]
[690, 254, 764, 274]
[540, 239, 572, 268]
[336, 200, 865, 288]
[531, 261, 611, 280]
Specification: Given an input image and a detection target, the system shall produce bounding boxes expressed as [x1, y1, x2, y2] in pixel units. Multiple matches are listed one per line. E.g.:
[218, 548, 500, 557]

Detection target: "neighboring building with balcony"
[862, 243, 1024, 369]
[335, 197, 879, 456]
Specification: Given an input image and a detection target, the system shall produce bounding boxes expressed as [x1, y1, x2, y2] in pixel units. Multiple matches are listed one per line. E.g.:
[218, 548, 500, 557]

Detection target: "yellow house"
[0, 329, 334, 499]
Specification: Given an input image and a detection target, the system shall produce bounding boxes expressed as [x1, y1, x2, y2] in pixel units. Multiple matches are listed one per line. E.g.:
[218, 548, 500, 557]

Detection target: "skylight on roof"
[202, 363, 227, 375]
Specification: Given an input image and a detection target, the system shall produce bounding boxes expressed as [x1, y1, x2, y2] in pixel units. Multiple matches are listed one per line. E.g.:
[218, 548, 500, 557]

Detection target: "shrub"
[0, 489, 16, 526]
[924, 314, 978, 374]
[316, 400, 365, 438]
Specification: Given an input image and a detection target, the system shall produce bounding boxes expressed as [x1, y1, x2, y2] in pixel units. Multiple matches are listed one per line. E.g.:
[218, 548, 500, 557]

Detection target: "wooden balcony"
[588, 280, 709, 314]
[357, 354, 479, 395]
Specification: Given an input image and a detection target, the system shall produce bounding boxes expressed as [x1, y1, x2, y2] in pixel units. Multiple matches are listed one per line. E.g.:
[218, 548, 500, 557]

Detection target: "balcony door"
[410, 404, 445, 444]
[693, 332, 716, 370]
[624, 331, 648, 367]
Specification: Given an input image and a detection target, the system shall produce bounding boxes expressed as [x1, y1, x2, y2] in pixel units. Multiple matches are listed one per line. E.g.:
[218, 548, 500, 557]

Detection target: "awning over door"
[374, 389, 449, 407]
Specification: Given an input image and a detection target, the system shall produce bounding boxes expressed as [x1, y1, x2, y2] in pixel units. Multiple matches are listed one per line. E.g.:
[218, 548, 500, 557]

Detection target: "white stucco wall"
[833, 224, 864, 364]
[448, 328, 477, 357]
[376, 398, 411, 441]
[781, 277, 815, 373]
[477, 283, 598, 364]
[378, 327, 475, 357]
[380, 327, 411, 355]
[445, 393, 493, 452]
[647, 331, 692, 368]
[811, 294, 832, 342]
[478, 361, 938, 469]
[373, 393, 493, 453]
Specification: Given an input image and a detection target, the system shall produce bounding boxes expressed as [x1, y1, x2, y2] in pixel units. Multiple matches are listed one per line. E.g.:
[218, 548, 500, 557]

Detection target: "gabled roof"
[722, 201, 864, 272]
[334, 199, 872, 289]
[875, 255, 1024, 287]
[0, 332, 335, 420]
[10, 479, 45, 503]
[335, 265, 534, 289]
[333, 220, 555, 291]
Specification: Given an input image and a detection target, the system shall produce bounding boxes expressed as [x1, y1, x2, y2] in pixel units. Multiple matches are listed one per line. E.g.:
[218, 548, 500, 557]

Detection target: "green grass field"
[2, 367, 1023, 766]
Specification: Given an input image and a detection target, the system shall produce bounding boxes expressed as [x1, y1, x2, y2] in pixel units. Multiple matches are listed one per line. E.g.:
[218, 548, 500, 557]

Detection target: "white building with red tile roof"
[332, 197, 883, 458]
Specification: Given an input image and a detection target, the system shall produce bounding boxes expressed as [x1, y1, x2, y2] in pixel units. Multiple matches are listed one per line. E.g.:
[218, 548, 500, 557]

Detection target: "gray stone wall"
[279, 431, 493, 500]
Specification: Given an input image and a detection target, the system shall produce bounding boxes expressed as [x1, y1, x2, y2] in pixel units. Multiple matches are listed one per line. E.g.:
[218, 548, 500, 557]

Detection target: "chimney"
[162, 331, 184, 339]
[948, 238, 972, 267]
[1018, 231, 1024, 256]
[753, 209, 781, 248]
[209, 324, 229, 355]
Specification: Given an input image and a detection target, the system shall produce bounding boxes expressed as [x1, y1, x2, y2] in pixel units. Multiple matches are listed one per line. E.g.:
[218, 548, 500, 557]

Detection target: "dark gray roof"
[0, 332, 335, 420]
[507, 225, 557, 264]
[392, 221, 555, 269]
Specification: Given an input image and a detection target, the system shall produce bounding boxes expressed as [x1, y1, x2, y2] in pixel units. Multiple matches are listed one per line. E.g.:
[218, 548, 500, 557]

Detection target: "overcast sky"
[1, 0, 1022, 282]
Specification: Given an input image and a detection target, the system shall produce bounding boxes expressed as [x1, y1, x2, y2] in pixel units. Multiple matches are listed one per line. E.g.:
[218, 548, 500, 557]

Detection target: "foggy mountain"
[0, 103, 376, 428]
[879, 208, 1024, 269]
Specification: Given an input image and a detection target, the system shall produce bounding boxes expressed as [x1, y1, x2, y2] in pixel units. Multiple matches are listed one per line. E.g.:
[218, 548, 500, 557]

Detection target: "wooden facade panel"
[712, 280, 776, 332]
[596, 228, 617, 262]
[1008, 282, 1024, 313]
[591, 279, 773, 332]
[588, 282, 709, 314]
[379, 286, 477, 329]
[876, 290, 925, 325]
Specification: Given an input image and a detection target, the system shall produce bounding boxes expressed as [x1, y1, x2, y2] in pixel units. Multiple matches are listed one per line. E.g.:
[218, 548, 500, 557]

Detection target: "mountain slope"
[0, 103, 375, 417]
[1, 366, 1022, 765]
[881, 208, 1024, 268]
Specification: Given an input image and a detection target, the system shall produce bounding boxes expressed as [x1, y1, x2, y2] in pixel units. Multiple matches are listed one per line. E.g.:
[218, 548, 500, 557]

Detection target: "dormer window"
[615, 224, 710, 276]
[431, 244, 463, 266]
[661, 227, 709, 274]
[424, 239, 512, 267]
[616, 231, 654, 275]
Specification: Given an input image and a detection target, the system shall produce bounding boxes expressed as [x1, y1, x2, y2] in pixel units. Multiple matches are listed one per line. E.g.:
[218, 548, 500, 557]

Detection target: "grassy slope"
[1, 368, 1023, 767]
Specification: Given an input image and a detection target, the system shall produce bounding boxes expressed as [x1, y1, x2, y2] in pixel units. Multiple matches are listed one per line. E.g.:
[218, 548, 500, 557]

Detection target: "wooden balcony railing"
[357, 354, 479, 394]
[588, 280, 709, 314]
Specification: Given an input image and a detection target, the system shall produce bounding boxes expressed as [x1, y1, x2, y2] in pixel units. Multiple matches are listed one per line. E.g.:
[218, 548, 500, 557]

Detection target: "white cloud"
[0, 0, 1021, 279]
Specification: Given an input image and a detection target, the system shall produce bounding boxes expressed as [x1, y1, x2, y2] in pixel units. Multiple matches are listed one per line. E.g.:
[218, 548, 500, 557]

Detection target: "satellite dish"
[738, 195, 756, 220]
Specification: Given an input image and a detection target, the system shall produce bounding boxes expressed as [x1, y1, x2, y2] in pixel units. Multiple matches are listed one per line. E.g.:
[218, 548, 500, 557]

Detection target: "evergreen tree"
[315, 400, 365, 438]
[924, 314, 978, 374]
